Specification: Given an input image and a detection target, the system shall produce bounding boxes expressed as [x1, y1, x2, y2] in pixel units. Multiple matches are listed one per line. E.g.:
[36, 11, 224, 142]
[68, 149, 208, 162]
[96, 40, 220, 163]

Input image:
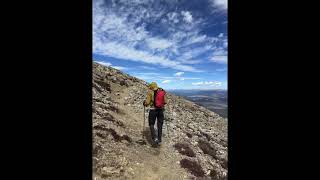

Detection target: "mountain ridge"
[93, 62, 228, 180]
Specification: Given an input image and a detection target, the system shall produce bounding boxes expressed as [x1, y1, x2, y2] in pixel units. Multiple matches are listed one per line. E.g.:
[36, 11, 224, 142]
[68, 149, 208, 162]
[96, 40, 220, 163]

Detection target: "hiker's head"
[148, 82, 158, 90]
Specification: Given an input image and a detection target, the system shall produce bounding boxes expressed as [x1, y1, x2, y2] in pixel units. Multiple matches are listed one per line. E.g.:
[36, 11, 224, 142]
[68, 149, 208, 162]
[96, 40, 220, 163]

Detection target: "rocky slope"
[93, 62, 228, 180]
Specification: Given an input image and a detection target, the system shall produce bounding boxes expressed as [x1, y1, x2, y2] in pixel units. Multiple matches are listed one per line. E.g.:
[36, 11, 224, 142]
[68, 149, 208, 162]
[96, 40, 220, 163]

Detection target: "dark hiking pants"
[148, 109, 164, 142]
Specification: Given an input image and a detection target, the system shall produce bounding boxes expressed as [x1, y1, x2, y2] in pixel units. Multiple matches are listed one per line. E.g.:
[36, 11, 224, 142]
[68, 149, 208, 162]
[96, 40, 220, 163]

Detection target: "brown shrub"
[180, 158, 205, 177]
[221, 158, 228, 169]
[102, 113, 125, 127]
[93, 126, 131, 143]
[95, 80, 111, 91]
[174, 142, 196, 157]
[198, 139, 217, 159]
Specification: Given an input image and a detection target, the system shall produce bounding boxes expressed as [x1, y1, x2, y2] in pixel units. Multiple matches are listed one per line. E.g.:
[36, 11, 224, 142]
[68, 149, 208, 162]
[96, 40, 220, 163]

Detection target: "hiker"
[143, 82, 167, 145]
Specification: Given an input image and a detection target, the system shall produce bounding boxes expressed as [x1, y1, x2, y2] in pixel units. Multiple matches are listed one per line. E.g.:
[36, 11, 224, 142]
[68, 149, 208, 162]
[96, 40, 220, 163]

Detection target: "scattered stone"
[92, 62, 227, 179]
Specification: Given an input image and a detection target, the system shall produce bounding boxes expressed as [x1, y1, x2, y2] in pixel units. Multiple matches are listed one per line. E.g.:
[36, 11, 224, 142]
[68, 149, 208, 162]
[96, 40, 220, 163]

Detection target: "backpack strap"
[153, 89, 157, 108]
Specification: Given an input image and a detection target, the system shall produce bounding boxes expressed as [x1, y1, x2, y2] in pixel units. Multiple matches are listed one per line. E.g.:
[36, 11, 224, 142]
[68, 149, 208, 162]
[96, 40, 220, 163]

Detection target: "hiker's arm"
[144, 90, 152, 106]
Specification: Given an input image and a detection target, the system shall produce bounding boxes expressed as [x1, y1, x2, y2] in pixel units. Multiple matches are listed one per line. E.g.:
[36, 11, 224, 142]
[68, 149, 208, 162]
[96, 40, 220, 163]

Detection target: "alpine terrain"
[93, 62, 228, 180]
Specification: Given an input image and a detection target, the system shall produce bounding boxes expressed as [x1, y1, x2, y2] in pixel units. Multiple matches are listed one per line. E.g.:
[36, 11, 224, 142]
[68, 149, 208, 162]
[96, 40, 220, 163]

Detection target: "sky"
[93, 0, 227, 90]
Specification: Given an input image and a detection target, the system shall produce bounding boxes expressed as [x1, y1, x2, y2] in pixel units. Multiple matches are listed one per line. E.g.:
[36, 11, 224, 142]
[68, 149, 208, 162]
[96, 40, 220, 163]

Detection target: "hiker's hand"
[143, 100, 147, 106]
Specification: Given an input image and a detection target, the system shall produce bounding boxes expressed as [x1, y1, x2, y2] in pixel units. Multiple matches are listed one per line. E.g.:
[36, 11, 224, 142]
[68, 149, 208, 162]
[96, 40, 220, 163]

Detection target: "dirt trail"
[93, 63, 228, 180]
[108, 85, 190, 180]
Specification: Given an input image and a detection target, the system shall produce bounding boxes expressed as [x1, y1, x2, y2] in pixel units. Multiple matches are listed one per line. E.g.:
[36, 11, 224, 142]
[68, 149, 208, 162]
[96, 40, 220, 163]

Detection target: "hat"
[148, 82, 158, 90]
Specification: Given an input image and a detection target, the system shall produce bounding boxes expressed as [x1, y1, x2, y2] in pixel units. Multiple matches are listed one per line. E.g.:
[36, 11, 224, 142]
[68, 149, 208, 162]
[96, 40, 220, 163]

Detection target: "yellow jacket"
[144, 88, 167, 107]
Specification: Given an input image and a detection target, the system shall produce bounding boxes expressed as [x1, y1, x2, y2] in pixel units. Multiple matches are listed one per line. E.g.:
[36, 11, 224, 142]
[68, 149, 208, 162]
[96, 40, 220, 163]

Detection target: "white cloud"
[162, 80, 171, 84]
[177, 45, 212, 64]
[182, 77, 201, 80]
[136, 72, 161, 76]
[167, 12, 179, 23]
[216, 68, 227, 72]
[158, 76, 201, 81]
[223, 41, 228, 48]
[135, 75, 154, 80]
[134, 71, 202, 82]
[218, 33, 224, 38]
[112, 66, 128, 70]
[179, 77, 200, 81]
[93, 0, 226, 72]
[214, 81, 222, 86]
[146, 37, 173, 50]
[192, 81, 222, 87]
[93, 12, 148, 45]
[192, 82, 204, 85]
[210, 0, 228, 10]
[204, 81, 214, 85]
[139, 66, 156, 70]
[94, 41, 200, 72]
[182, 35, 211, 47]
[174, 72, 184, 76]
[215, 0, 228, 9]
[133, 72, 174, 81]
[181, 11, 193, 23]
[95, 61, 112, 66]
[93, 1, 201, 72]
[94, 60, 128, 70]
[211, 55, 228, 64]
[210, 48, 228, 64]
[179, 59, 203, 64]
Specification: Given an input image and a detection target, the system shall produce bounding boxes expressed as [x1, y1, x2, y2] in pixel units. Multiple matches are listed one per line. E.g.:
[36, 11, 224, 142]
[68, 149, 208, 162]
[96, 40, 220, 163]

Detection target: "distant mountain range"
[168, 89, 228, 118]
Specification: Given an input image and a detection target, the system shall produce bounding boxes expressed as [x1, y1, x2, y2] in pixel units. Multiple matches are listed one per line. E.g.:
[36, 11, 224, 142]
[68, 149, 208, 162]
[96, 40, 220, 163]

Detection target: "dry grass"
[93, 125, 132, 143]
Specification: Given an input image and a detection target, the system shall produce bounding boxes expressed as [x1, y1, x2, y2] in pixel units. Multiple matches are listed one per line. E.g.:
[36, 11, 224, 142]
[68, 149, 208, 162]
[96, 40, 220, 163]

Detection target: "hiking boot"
[154, 139, 162, 146]
[150, 138, 158, 147]
[153, 138, 159, 144]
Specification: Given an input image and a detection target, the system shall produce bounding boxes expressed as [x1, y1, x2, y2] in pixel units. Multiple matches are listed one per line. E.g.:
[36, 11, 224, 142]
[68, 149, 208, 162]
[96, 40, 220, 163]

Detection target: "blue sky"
[93, 0, 227, 90]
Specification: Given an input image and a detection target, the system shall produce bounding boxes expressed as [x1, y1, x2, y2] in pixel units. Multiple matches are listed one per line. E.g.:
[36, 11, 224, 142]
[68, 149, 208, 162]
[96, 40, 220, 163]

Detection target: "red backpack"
[154, 88, 166, 108]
